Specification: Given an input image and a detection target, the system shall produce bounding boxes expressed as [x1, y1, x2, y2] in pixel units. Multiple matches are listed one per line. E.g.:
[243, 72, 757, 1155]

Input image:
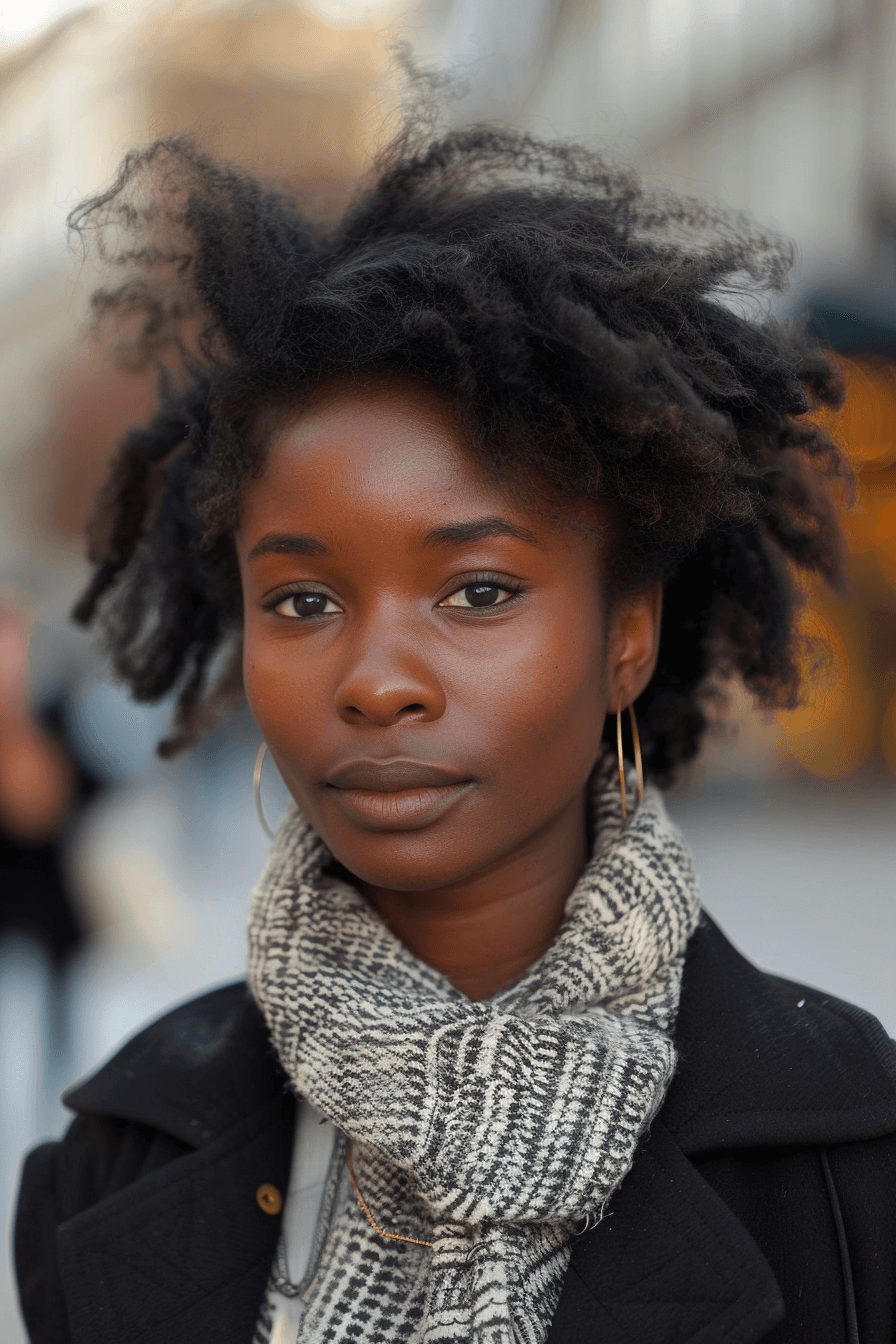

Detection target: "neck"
[359, 791, 589, 999]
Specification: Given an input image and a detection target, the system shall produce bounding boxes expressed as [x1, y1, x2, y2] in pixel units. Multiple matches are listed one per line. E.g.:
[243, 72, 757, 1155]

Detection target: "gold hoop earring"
[616, 707, 628, 821]
[629, 702, 645, 810]
[616, 703, 645, 822]
[253, 742, 276, 839]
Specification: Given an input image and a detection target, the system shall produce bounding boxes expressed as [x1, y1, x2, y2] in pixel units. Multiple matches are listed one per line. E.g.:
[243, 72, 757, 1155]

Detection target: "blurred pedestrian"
[0, 600, 81, 964]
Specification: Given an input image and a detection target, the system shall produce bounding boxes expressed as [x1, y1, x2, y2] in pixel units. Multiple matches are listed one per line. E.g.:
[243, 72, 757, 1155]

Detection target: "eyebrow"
[248, 516, 539, 561]
[248, 533, 329, 561]
[421, 516, 539, 548]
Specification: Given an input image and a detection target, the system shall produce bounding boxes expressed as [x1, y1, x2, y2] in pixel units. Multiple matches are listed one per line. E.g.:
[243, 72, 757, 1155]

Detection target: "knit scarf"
[248, 756, 700, 1344]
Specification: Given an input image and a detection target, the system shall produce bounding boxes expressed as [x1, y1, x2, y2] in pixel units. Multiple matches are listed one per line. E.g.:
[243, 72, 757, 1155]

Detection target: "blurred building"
[0, 0, 395, 578]
[443, 0, 894, 298]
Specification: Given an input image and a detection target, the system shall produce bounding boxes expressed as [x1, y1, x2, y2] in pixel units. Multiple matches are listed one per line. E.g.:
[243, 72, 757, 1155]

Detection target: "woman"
[14, 118, 896, 1344]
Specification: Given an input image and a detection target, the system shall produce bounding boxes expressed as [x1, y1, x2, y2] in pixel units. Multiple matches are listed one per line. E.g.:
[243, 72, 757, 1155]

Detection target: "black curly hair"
[69, 115, 849, 783]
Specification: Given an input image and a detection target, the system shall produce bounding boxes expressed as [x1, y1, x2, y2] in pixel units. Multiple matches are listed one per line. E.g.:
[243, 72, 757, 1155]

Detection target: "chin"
[323, 827, 490, 894]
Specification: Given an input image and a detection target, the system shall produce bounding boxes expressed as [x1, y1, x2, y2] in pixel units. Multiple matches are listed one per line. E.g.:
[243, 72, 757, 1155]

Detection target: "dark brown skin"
[237, 378, 661, 999]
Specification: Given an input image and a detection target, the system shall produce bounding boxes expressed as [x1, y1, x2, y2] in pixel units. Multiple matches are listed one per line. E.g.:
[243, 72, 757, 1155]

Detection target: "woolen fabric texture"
[247, 757, 701, 1344]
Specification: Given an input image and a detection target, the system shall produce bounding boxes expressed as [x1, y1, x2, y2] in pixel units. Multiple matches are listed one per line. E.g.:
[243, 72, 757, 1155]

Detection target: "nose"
[334, 617, 446, 728]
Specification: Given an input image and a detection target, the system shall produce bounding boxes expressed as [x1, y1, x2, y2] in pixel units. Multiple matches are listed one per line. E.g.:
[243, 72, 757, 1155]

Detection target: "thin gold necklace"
[345, 1142, 435, 1248]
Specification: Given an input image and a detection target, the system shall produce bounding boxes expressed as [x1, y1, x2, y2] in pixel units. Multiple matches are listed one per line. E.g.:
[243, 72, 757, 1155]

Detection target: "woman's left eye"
[439, 583, 518, 610]
[273, 592, 341, 618]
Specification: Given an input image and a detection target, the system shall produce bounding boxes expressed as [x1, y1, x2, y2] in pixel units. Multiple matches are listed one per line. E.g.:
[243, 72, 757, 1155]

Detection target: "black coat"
[14, 914, 896, 1344]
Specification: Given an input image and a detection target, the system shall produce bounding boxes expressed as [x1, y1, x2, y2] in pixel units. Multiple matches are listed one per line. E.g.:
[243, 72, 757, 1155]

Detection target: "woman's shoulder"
[666, 912, 896, 1153]
[14, 983, 293, 1344]
[60, 980, 284, 1145]
[20, 980, 288, 1225]
[551, 919, 896, 1343]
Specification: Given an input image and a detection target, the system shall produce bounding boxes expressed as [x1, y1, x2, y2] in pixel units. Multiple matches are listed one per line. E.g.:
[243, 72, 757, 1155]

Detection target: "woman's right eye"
[273, 592, 341, 619]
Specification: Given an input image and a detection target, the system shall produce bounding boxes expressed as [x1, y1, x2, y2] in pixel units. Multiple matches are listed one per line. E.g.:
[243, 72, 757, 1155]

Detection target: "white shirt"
[265, 1100, 338, 1344]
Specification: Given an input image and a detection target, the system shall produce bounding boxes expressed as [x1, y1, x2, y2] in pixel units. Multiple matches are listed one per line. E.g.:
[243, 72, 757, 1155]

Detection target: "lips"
[327, 759, 468, 791]
[324, 758, 475, 831]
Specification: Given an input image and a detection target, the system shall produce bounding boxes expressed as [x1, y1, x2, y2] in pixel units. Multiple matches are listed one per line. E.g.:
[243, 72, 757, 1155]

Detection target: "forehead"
[242, 377, 600, 542]
[244, 380, 519, 531]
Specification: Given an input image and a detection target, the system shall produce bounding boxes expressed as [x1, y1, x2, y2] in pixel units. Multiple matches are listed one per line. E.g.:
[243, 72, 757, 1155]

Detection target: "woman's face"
[236, 378, 656, 892]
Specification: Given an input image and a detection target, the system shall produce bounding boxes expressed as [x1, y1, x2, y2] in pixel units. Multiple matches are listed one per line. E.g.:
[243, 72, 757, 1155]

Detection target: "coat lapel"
[547, 1122, 784, 1344]
[58, 985, 295, 1344]
[57, 1090, 295, 1344]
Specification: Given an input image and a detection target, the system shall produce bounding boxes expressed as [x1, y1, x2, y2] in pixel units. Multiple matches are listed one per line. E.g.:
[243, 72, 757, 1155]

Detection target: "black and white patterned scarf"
[248, 756, 700, 1344]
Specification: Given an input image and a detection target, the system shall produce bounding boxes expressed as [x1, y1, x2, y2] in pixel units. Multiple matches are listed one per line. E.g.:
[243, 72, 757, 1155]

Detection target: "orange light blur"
[777, 355, 896, 778]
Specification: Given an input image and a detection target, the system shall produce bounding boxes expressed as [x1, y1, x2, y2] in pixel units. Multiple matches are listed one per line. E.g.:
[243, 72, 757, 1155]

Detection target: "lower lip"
[325, 781, 475, 831]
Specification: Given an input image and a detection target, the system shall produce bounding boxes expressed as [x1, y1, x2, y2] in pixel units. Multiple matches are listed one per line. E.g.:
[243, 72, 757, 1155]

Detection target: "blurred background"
[0, 0, 894, 1336]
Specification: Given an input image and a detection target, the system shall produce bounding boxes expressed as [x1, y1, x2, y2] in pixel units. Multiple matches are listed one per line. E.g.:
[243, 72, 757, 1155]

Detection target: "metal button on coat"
[256, 1183, 283, 1215]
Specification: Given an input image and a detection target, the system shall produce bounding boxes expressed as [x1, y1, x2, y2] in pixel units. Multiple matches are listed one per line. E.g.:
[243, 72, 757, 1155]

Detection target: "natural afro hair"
[69, 112, 849, 782]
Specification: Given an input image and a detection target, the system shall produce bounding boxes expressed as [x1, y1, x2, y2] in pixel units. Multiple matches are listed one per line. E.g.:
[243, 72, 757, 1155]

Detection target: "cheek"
[242, 646, 269, 727]
[471, 602, 608, 771]
[241, 622, 318, 741]
[242, 622, 274, 722]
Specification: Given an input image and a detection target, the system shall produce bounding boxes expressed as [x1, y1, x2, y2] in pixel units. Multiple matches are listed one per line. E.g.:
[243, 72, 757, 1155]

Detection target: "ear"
[606, 583, 663, 712]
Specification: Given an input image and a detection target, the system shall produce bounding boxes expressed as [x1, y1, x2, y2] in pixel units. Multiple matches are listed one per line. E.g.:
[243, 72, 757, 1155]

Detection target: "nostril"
[342, 702, 425, 721]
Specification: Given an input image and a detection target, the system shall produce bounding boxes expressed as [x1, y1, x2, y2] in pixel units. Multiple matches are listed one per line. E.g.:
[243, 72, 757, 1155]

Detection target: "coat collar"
[60, 985, 295, 1344]
[60, 916, 896, 1344]
[57, 1092, 295, 1344]
[542, 915, 896, 1343]
[547, 1118, 786, 1344]
[64, 981, 282, 1148]
[662, 913, 896, 1153]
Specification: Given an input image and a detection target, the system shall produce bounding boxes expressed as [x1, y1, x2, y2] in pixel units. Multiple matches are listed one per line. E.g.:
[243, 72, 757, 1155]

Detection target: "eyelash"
[261, 585, 337, 618]
[261, 573, 526, 619]
[438, 572, 525, 613]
